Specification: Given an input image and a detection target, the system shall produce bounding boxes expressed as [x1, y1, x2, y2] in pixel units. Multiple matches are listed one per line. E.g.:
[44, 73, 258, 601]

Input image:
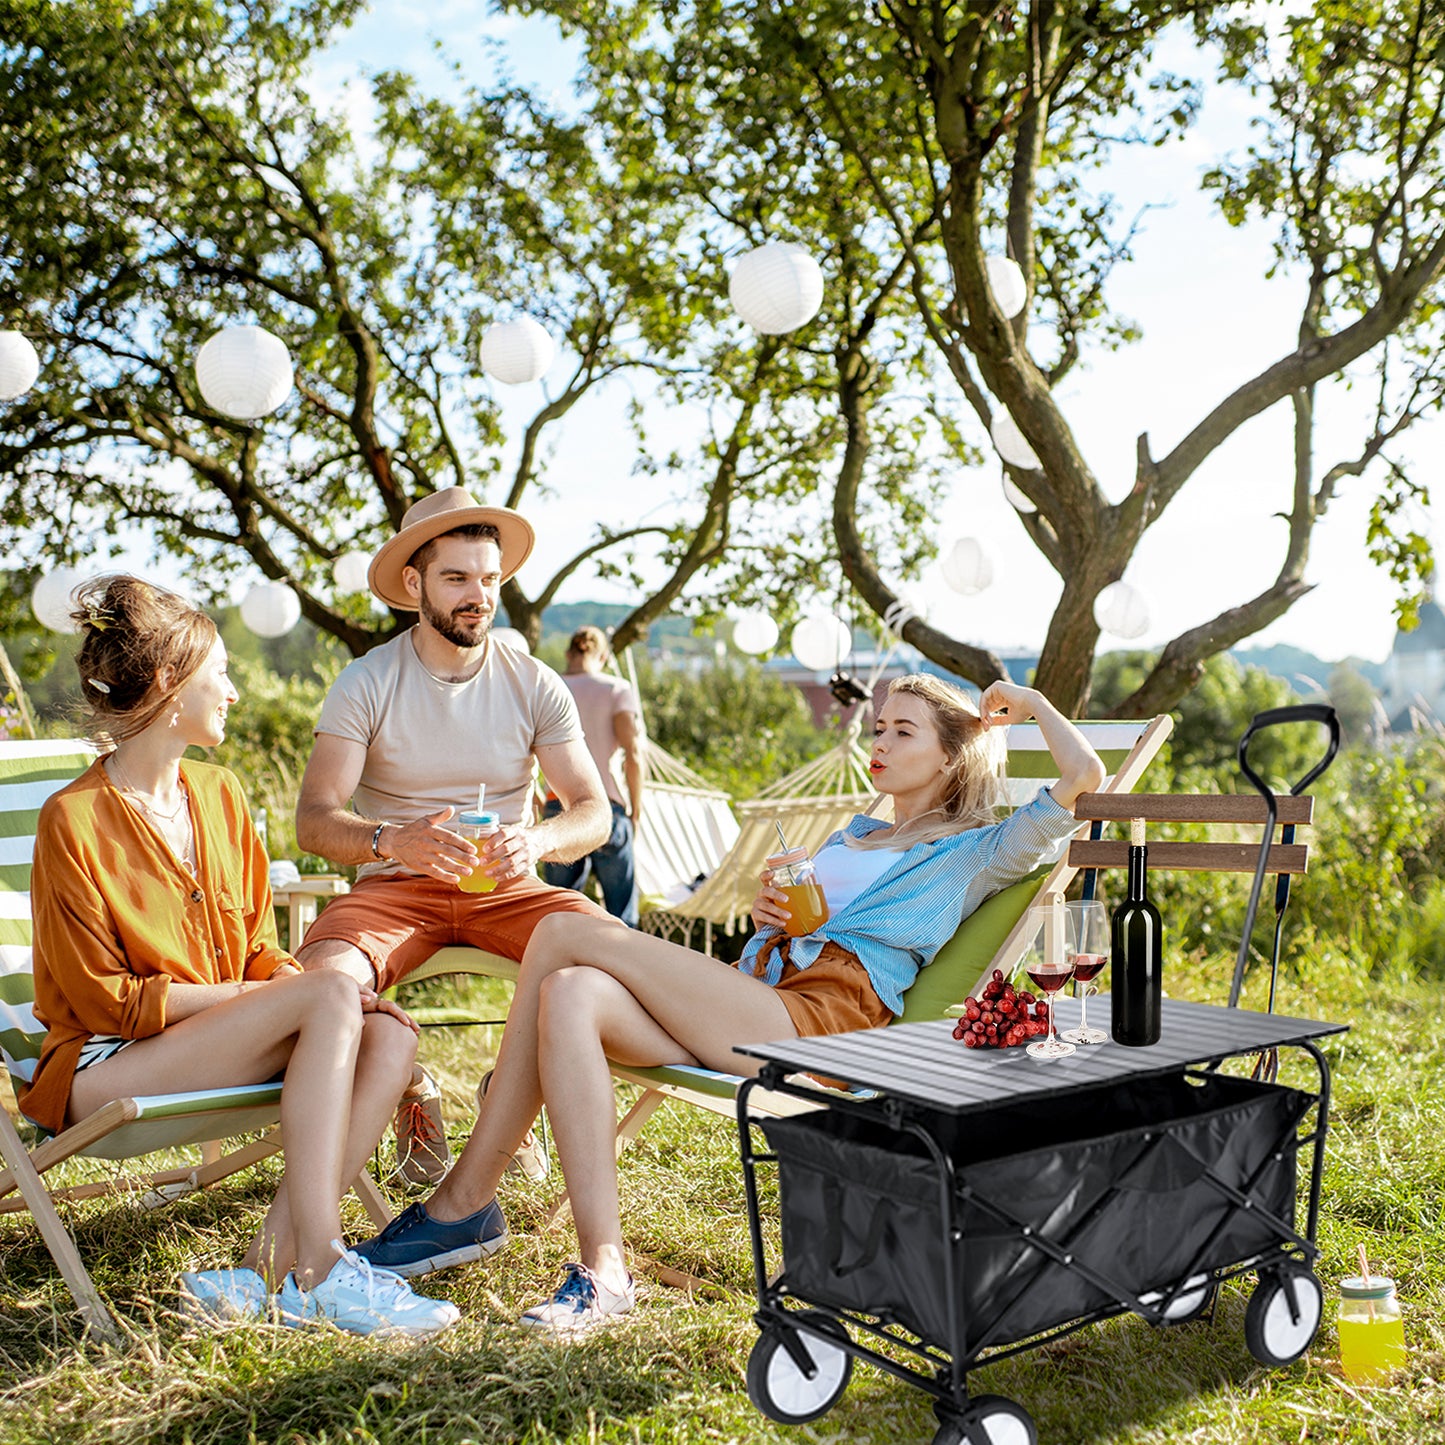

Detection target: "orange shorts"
[299, 872, 607, 991]
[753, 938, 894, 1038]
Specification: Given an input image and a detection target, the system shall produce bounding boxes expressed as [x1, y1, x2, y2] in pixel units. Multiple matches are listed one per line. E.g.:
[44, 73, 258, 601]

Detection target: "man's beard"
[419, 586, 492, 649]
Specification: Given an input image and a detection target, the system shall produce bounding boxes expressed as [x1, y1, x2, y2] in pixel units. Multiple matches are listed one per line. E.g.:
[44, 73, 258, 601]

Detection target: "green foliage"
[1093, 650, 1320, 784]
[632, 656, 829, 799]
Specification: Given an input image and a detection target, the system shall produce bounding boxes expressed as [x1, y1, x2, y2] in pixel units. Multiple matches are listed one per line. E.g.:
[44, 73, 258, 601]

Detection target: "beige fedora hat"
[368, 487, 536, 610]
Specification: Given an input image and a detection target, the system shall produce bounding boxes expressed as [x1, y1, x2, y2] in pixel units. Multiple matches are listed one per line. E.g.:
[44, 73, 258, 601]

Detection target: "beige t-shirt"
[316, 629, 582, 880]
[562, 671, 641, 809]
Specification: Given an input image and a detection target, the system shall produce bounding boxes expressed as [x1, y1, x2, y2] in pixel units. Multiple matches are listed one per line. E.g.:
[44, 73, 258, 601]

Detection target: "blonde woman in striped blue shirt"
[353, 674, 1106, 1332]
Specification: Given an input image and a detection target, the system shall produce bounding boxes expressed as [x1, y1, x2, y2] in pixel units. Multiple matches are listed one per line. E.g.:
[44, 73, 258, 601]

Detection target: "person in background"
[350, 675, 1105, 1334]
[293, 488, 611, 1187]
[540, 626, 645, 927]
[23, 575, 457, 1335]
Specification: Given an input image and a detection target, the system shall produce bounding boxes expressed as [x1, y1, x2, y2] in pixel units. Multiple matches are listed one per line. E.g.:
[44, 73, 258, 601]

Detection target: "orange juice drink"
[780, 880, 829, 936]
[457, 811, 499, 893]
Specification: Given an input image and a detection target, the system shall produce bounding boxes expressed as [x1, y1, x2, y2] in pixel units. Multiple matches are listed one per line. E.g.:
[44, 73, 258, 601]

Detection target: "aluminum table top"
[733, 997, 1347, 1114]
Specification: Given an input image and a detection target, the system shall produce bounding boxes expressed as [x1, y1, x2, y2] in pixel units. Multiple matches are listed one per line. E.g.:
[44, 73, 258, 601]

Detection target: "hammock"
[631, 740, 740, 908]
[638, 715, 892, 950]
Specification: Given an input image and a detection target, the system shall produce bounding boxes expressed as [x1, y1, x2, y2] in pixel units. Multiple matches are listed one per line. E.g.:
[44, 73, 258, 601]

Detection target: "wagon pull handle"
[1230, 704, 1341, 1010]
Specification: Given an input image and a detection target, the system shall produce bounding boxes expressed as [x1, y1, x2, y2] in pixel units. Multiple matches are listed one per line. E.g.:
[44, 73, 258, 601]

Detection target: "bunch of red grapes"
[951, 968, 1050, 1049]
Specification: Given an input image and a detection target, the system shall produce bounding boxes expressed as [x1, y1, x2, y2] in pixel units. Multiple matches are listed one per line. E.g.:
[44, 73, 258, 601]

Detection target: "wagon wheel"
[746, 1311, 852, 1425]
[1244, 1263, 1323, 1366]
[1143, 1273, 1217, 1326]
[932, 1394, 1038, 1445]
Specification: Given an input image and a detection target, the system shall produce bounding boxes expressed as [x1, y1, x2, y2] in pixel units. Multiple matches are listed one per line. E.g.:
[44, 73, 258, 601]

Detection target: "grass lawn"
[2, 952, 1443, 1445]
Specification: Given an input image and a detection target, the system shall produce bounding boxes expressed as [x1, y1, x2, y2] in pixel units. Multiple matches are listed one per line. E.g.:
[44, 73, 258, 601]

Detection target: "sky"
[296, 4, 1440, 668]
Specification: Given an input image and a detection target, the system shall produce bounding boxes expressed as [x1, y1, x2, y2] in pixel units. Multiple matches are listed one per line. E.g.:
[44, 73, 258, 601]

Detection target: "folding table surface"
[734, 997, 1348, 1114]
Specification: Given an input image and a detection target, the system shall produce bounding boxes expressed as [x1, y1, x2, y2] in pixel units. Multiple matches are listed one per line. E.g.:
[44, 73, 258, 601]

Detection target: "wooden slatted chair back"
[1069, 793, 1314, 877]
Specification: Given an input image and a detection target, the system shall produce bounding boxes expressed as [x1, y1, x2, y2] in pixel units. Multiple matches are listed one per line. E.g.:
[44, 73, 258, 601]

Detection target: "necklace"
[108, 754, 191, 823]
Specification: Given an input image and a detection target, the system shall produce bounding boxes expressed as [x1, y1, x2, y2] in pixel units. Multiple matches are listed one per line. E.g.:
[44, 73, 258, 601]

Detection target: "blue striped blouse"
[739, 787, 1080, 1014]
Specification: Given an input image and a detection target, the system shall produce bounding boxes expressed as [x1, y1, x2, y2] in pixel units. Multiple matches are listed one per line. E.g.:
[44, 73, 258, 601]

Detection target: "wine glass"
[1023, 906, 1076, 1060]
[1062, 900, 1109, 1045]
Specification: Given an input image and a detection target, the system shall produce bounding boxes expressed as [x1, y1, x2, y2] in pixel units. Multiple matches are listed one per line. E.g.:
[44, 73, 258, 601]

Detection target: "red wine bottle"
[1111, 817, 1162, 1045]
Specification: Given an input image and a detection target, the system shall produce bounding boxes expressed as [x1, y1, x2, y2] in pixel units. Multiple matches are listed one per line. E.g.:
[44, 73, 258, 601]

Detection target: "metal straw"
[774, 820, 790, 853]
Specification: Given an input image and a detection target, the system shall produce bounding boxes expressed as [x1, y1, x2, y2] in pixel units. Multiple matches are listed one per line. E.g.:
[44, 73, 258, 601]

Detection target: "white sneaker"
[277, 1243, 460, 1337]
[520, 1262, 635, 1335]
[477, 1068, 550, 1181]
[178, 1267, 269, 1322]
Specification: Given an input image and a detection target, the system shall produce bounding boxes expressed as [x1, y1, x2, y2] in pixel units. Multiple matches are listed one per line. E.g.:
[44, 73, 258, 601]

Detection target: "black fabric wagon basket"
[760, 1070, 1314, 1355]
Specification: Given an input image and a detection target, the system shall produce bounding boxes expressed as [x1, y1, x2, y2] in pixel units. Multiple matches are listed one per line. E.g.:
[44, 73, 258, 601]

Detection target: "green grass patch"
[4, 964, 1445, 1443]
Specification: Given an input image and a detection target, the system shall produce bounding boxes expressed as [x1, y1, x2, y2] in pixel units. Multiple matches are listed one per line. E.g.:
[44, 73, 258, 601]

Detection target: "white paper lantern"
[990, 410, 1041, 470]
[1094, 581, 1151, 640]
[728, 242, 825, 335]
[31, 567, 86, 633]
[790, 613, 852, 672]
[240, 581, 301, 638]
[732, 611, 780, 656]
[195, 325, 294, 419]
[941, 537, 994, 595]
[332, 550, 372, 595]
[1002, 475, 1037, 514]
[490, 626, 531, 654]
[984, 255, 1027, 319]
[0, 332, 40, 401]
[479, 317, 555, 385]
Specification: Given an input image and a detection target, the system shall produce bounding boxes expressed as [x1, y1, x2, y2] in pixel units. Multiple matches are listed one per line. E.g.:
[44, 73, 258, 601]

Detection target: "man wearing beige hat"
[293, 487, 612, 1187]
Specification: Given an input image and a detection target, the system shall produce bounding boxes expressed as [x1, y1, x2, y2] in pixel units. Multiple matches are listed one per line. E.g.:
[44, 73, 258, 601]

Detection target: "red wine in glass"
[1026, 964, 1074, 994]
[1070, 953, 1106, 982]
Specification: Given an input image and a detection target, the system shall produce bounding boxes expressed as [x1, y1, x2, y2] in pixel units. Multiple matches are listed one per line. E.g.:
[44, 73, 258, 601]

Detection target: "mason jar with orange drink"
[456, 810, 501, 893]
[765, 845, 830, 937]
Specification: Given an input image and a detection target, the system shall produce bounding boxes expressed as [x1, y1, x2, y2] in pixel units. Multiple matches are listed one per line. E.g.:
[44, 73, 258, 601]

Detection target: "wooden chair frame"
[0, 740, 390, 1343]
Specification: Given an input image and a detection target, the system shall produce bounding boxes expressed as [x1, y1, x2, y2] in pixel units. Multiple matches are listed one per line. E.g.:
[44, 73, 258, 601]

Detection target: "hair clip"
[86, 678, 111, 694]
[78, 606, 112, 632]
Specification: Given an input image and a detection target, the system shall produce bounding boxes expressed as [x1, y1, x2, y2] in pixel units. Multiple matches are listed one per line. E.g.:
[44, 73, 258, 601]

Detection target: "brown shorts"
[299, 872, 607, 991]
[755, 938, 895, 1039]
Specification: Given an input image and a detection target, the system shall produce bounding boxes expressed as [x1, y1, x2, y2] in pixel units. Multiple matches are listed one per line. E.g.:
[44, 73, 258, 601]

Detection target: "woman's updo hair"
[71, 575, 218, 746]
[566, 625, 609, 662]
[848, 673, 1009, 850]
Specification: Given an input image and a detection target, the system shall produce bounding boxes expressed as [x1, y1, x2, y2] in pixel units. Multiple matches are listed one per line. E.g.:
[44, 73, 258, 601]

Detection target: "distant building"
[1381, 596, 1445, 733]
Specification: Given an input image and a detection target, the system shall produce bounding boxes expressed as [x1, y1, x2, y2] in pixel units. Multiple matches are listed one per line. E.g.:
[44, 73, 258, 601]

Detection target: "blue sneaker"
[276, 1243, 459, 1337]
[178, 1267, 269, 1322]
[350, 1198, 507, 1278]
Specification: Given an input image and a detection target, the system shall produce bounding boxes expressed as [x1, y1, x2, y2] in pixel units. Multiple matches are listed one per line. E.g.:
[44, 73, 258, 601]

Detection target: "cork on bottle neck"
[1130, 817, 1146, 847]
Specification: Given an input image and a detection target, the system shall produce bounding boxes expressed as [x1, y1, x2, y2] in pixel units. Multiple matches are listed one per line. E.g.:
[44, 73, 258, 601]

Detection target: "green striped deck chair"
[0, 739, 389, 1342]
[395, 716, 1173, 1269]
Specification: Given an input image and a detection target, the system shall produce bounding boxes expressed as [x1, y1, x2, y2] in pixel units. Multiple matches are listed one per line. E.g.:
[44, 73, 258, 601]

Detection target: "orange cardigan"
[20, 758, 293, 1134]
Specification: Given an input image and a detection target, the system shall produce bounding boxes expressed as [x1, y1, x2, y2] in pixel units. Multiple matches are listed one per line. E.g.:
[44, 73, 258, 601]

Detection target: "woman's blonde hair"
[847, 673, 1009, 851]
[71, 575, 218, 748]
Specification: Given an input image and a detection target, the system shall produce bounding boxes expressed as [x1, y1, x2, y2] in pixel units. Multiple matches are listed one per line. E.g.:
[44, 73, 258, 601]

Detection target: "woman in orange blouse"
[23, 575, 457, 1336]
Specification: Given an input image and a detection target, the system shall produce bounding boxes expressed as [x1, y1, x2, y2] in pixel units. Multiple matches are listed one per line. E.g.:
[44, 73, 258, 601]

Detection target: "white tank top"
[813, 838, 900, 914]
